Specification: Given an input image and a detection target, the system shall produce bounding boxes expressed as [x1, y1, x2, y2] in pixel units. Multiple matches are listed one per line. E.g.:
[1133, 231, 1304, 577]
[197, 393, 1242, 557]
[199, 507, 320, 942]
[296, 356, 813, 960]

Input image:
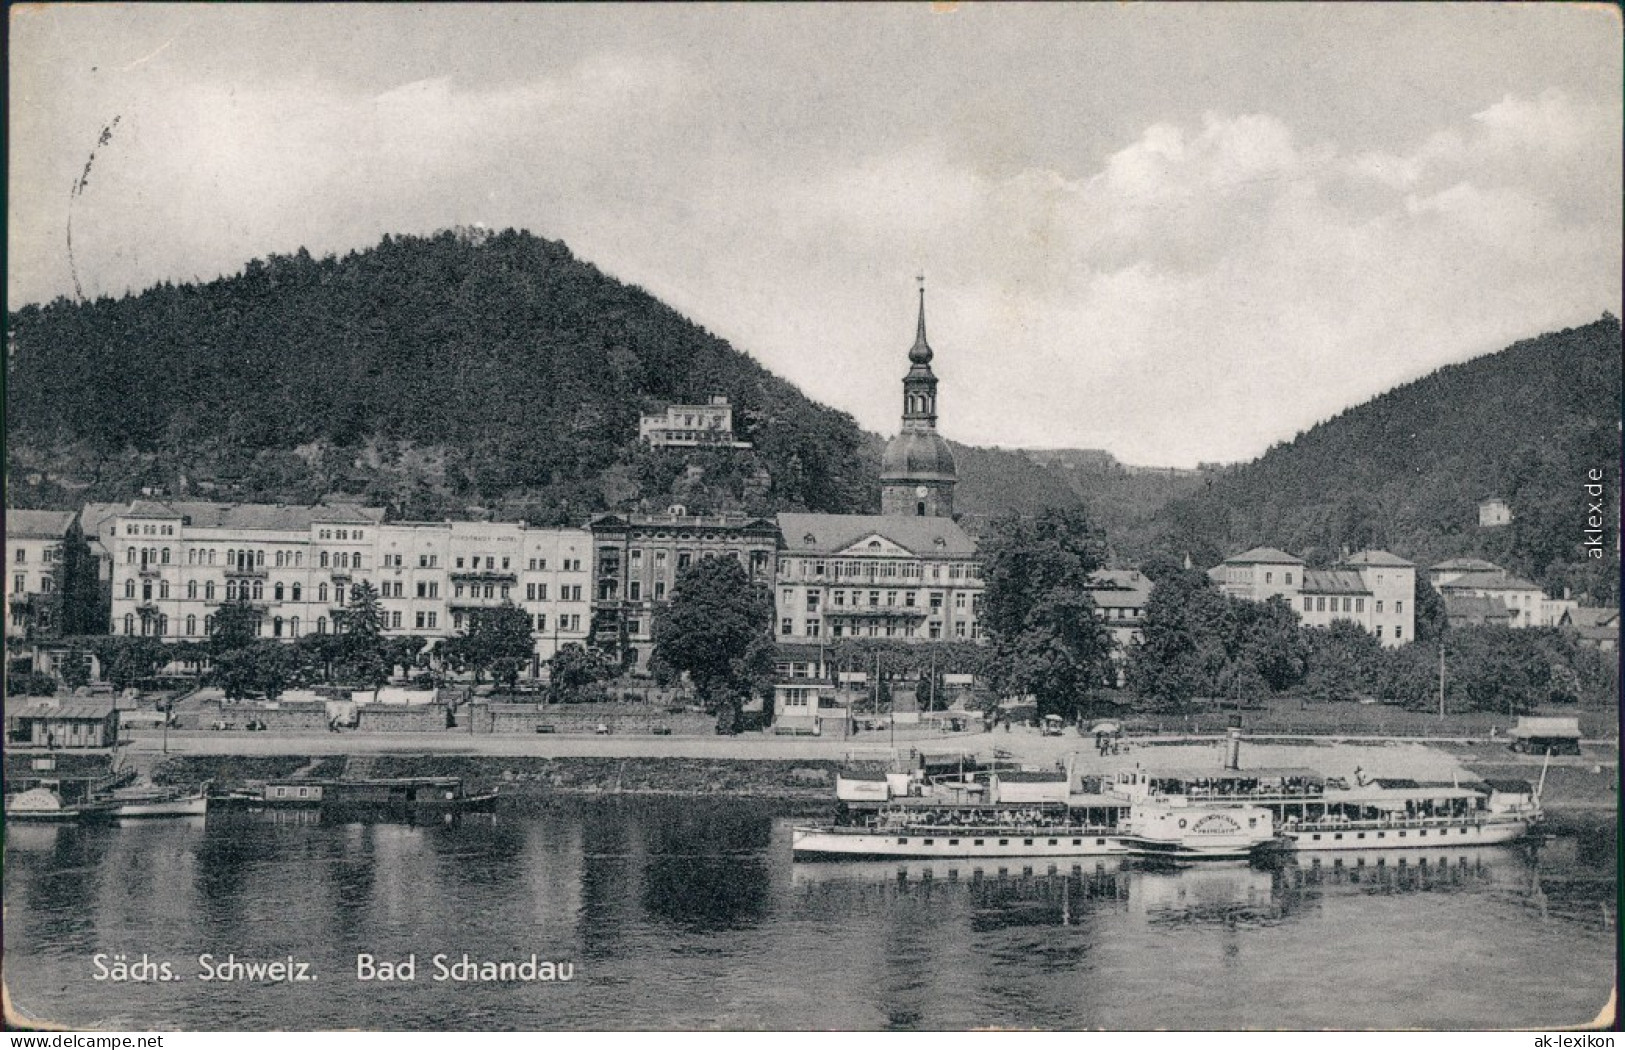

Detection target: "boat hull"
[113, 796, 208, 819]
[1277, 818, 1532, 851]
[4, 802, 121, 823]
[792, 826, 1133, 861]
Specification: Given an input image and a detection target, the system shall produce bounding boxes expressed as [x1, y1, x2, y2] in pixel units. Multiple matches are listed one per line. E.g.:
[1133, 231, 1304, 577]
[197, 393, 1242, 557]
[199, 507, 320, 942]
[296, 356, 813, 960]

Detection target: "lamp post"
[1437, 643, 1445, 721]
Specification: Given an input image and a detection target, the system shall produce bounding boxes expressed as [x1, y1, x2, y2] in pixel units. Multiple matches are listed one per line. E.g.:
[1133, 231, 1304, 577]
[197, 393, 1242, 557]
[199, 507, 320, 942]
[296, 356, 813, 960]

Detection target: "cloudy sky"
[10, 4, 1621, 466]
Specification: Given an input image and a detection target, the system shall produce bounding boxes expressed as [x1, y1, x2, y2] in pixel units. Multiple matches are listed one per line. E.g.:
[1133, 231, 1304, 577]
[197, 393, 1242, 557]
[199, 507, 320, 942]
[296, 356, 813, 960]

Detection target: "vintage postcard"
[4, 3, 1619, 1037]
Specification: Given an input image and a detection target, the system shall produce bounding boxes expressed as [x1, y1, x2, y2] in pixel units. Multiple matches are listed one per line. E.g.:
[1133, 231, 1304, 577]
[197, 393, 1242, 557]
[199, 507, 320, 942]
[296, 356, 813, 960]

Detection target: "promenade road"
[122, 727, 1516, 783]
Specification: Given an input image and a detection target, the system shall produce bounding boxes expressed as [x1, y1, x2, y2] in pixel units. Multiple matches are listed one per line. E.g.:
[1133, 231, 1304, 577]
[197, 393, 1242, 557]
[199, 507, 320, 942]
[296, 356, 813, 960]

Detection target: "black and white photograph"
[4, 3, 1620, 1036]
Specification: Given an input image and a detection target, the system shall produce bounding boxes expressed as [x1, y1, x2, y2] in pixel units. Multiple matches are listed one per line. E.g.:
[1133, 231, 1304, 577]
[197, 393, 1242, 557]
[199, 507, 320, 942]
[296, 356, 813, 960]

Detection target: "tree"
[208, 640, 304, 701]
[443, 603, 534, 685]
[1127, 569, 1231, 710]
[1239, 596, 1308, 692]
[979, 509, 1117, 719]
[652, 555, 774, 726]
[95, 636, 167, 691]
[57, 520, 106, 635]
[1302, 621, 1384, 702]
[209, 598, 261, 656]
[1413, 575, 1448, 644]
[57, 648, 93, 690]
[546, 643, 616, 702]
[335, 580, 384, 649]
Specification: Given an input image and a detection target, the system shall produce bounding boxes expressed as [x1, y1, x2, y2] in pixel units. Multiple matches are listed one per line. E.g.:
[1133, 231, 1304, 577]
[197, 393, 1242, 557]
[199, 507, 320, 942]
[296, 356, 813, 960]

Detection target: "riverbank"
[142, 738, 1618, 817]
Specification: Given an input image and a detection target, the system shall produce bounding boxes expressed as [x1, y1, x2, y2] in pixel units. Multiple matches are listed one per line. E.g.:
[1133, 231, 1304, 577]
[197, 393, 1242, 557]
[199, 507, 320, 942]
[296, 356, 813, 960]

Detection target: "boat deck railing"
[824, 823, 1121, 837]
[1284, 814, 1524, 833]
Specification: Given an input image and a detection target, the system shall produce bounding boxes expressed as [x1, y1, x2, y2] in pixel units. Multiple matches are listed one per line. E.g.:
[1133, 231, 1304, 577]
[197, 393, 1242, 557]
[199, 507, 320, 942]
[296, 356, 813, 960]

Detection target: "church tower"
[880, 280, 958, 517]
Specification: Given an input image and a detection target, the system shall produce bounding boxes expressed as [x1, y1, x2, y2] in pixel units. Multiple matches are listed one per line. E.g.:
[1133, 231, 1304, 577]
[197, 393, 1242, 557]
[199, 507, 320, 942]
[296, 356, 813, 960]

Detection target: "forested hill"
[1147, 316, 1622, 602]
[6, 228, 878, 520]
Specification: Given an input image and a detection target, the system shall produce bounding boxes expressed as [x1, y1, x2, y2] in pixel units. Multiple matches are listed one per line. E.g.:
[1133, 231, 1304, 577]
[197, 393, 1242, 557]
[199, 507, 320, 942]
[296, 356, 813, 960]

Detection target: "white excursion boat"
[791, 759, 1280, 862]
[4, 787, 121, 823]
[108, 786, 210, 819]
[1126, 765, 1543, 852]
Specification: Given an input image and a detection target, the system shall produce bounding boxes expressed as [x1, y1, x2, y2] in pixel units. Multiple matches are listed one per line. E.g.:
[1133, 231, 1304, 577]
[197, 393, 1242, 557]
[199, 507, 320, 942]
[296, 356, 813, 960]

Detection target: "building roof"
[9, 700, 117, 720]
[1341, 550, 1414, 568]
[1222, 547, 1304, 565]
[1302, 569, 1371, 596]
[880, 430, 958, 482]
[776, 513, 977, 557]
[1478, 778, 1534, 795]
[6, 509, 76, 540]
[92, 500, 385, 531]
[589, 511, 777, 533]
[1562, 607, 1620, 630]
[1510, 716, 1581, 738]
[80, 502, 124, 537]
[994, 770, 1069, 782]
[1090, 589, 1149, 609]
[1091, 569, 1152, 591]
[1442, 594, 1512, 622]
[1430, 557, 1501, 573]
[1437, 570, 1542, 593]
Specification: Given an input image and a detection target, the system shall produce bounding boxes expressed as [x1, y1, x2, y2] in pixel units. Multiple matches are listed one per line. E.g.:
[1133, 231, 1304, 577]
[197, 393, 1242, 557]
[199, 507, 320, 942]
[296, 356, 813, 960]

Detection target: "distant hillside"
[1147, 316, 1622, 602]
[6, 229, 878, 521]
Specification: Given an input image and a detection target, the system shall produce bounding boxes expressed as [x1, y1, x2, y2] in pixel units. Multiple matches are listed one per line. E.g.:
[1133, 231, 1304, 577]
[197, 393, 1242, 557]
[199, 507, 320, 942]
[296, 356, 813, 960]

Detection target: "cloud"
[727, 92, 1619, 464]
[7, 49, 1618, 468]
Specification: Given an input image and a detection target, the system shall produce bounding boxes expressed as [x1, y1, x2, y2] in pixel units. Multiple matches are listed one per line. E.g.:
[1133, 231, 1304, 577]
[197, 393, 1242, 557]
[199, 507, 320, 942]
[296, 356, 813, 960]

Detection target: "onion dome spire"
[909, 273, 933, 365]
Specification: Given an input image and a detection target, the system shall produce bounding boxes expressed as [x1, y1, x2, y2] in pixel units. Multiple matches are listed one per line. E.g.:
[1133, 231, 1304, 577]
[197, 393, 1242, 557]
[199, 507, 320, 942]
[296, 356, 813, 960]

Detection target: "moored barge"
[209, 777, 498, 817]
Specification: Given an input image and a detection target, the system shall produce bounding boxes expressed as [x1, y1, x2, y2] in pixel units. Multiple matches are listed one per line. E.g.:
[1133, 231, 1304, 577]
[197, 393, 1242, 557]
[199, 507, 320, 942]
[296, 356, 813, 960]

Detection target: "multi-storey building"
[106, 500, 387, 642]
[588, 509, 778, 672]
[1087, 569, 1153, 653]
[6, 510, 75, 640]
[1209, 547, 1416, 647]
[372, 522, 592, 668]
[99, 500, 591, 672]
[773, 513, 983, 643]
[638, 396, 751, 449]
[1432, 565, 1547, 629]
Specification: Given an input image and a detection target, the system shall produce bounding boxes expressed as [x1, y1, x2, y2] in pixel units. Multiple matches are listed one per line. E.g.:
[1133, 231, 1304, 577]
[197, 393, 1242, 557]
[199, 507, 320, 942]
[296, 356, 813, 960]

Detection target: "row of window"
[780, 618, 974, 640]
[776, 558, 979, 582]
[131, 547, 368, 571]
[121, 579, 358, 603]
[117, 608, 588, 638]
[125, 522, 175, 536]
[610, 549, 767, 574]
[787, 589, 978, 611]
[1302, 597, 1403, 615]
[13, 546, 58, 564]
[315, 528, 364, 540]
[14, 573, 52, 594]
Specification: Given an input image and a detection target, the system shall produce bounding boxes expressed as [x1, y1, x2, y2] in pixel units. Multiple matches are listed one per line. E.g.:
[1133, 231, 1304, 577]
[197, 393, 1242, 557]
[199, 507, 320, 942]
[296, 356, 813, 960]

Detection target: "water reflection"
[1, 799, 1614, 1032]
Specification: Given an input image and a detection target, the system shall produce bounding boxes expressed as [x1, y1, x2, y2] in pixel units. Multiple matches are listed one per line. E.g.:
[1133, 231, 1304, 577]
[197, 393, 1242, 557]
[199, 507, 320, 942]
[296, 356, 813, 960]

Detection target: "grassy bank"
[150, 754, 843, 798]
[147, 748, 1618, 818]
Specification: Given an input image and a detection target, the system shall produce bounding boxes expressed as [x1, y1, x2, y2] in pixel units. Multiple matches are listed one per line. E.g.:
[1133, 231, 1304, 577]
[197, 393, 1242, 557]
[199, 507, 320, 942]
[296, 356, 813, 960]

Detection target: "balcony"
[829, 606, 928, 620]
[137, 566, 163, 578]
[449, 569, 517, 583]
[448, 596, 512, 610]
[224, 565, 268, 579]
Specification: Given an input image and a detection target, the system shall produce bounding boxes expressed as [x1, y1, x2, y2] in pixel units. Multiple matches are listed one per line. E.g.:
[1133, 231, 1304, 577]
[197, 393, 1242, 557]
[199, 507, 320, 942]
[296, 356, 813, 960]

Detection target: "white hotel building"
[101, 500, 591, 670]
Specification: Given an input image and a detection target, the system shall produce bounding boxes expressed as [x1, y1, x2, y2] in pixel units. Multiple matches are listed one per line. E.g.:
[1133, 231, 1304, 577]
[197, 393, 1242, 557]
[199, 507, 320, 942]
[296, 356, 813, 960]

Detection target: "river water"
[3, 798, 1616, 1031]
